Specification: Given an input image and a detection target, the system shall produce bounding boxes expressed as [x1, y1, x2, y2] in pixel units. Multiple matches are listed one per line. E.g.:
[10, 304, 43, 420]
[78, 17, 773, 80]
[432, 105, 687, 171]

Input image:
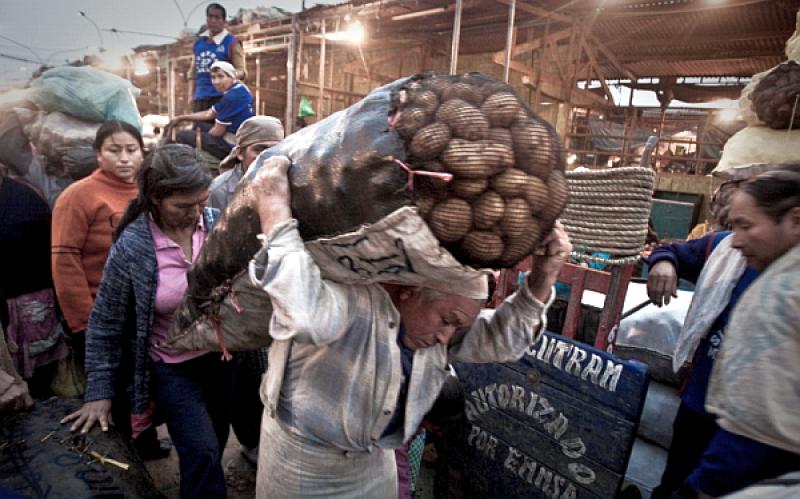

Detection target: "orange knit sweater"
[51, 169, 139, 333]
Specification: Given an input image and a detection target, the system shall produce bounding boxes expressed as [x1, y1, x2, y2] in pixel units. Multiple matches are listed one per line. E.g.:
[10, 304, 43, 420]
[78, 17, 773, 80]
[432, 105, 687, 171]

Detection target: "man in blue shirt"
[187, 3, 246, 112]
[172, 61, 254, 160]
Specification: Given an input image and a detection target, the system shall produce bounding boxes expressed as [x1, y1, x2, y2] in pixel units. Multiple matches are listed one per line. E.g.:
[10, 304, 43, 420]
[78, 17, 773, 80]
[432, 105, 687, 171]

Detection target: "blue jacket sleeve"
[648, 233, 723, 284]
[84, 241, 133, 402]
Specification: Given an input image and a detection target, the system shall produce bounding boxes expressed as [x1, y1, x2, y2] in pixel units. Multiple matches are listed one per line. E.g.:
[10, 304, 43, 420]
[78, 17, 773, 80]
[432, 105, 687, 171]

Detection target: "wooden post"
[156, 65, 162, 115]
[319, 20, 326, 120]
[285, 15, 299, 134]
[168, 55, 176, 119]
[449, 0, 463, 75]
[255, 55, 261, 116]
[327, 43, 334, 115]
[533, 19, 550, 111]
[502, 0, 516, 83]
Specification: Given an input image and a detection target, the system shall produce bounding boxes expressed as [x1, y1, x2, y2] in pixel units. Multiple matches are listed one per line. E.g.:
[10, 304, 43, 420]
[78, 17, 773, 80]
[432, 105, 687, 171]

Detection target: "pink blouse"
[148, 217, 208, 363]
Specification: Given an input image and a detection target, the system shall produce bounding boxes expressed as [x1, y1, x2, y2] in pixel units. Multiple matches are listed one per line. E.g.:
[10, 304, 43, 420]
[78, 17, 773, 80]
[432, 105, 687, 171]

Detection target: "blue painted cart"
[451, 331, 649, 498]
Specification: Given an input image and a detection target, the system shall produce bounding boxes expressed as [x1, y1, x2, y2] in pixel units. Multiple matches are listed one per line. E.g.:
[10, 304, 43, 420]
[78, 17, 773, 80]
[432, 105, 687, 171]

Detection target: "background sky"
[0, 0, 341, 87]
[1, 0, 737, 109]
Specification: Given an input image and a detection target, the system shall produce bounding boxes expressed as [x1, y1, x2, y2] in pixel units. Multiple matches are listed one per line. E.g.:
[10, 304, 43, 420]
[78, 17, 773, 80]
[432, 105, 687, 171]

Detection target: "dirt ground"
[145, 425, 436, 498]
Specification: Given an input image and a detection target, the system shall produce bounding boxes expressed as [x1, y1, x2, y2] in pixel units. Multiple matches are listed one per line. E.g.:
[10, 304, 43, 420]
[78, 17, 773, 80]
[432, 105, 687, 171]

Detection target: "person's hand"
[248, 155, 292, 234]
[647, 260, 678, 306]
[61, 399, 113, 434]
[528, 221, 572, 302]
[0, 373, 34, 414]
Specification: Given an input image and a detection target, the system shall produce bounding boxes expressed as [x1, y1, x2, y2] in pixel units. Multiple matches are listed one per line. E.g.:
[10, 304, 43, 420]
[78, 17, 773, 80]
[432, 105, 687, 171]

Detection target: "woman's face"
[155, 188, 209, 232]
[97, 131, 143, 183]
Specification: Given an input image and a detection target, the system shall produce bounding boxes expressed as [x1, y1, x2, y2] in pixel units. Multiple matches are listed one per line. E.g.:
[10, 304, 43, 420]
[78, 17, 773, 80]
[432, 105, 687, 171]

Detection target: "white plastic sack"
[638, 382, 680, 449]
[715, 126, 800, 173]
[615, 295, 692, 386]
[786, 10, 800, 62]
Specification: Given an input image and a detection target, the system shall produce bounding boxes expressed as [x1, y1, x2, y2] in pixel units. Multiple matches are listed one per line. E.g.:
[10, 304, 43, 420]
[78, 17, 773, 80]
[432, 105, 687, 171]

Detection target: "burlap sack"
[166, 72, 566, 353]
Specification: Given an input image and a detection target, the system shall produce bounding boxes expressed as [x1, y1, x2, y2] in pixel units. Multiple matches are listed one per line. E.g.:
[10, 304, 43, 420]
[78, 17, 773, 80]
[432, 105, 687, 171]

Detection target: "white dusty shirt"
[249, 219, 553, 451]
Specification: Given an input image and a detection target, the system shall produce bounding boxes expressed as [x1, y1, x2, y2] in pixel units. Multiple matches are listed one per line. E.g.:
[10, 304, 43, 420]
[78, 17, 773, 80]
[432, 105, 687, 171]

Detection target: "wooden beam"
[493, 0, 572, 24]
[589, 36, 637, 82]
[491, 51, 608, 108]
[340, 46, 423, 73]
[581, 38, 615, 105]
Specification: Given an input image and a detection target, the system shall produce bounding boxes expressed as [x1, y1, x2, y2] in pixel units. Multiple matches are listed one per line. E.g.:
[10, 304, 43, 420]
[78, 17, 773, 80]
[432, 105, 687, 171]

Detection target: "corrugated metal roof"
[316, 0, 799, 78]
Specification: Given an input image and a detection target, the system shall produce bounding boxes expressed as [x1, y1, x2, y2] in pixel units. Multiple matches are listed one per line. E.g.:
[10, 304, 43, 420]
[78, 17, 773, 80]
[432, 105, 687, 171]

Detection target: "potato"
[472, 190, 505, 229]
[429, 198, 472, 242]
[436, 99, 489, 141]
[500, 198, 532, 238]
[481, 92, 521, 128]
[410, 122, 452, 160]
[394, 106, 432, 140]
[441, 82, 484, 106]
[461, 230, 504, 262]
[491, 168, 529, 198]
[450, 177, 488, 199]
[499, 220, 541, 266]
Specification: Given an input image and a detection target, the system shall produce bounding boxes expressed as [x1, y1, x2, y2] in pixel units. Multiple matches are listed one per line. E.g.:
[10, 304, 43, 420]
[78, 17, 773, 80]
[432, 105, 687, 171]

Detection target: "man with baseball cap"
[206, 115, 284, 465]
[208, 115, 284, 211]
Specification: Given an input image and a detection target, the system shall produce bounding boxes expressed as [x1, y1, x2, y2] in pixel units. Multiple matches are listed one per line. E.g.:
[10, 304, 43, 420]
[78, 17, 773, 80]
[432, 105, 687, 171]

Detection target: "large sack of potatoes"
[166, 72, 567, 353]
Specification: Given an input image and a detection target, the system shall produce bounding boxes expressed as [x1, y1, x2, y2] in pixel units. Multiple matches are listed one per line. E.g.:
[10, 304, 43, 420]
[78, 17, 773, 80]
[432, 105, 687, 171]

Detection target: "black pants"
[229, 350, 266, 450]
[652, 403, 717, 499]
[175, 122, 232, 160]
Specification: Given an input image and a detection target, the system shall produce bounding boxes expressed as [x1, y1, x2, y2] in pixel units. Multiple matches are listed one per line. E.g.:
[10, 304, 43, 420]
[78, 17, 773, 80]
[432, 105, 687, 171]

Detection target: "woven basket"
[561, 166, 655, 264]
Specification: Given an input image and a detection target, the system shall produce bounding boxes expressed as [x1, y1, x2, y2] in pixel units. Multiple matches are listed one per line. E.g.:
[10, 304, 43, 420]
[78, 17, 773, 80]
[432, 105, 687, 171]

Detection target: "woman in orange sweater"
[52, 120, 143, 340]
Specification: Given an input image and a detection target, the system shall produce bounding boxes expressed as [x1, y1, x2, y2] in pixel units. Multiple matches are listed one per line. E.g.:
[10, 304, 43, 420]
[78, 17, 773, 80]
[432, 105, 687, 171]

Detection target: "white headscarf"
[210, 60, 237, 80]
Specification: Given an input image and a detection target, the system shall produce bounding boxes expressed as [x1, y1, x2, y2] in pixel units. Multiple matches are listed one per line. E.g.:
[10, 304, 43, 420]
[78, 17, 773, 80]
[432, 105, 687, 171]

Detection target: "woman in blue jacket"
[62, 144, 230, 498]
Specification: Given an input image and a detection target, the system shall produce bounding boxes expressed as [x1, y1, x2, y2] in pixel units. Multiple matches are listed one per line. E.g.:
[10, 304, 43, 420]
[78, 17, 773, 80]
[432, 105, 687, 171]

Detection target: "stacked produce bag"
[715, 10, 800, 174]
[0, 66, 141, 206]
[166, 71, 567, 353]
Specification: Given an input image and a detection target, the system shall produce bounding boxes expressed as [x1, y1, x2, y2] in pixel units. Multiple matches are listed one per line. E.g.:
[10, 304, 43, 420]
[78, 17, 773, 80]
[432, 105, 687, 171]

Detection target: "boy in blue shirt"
[172, 61, 254, 160]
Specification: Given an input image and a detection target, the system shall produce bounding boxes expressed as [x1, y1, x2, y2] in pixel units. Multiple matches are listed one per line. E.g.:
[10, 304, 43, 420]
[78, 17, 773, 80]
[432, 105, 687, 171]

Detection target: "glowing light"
[323, 22, 364, 44]
[567, 153, 577, 165]
[134, 58, 150, 76]
[716, 107, 740, 123]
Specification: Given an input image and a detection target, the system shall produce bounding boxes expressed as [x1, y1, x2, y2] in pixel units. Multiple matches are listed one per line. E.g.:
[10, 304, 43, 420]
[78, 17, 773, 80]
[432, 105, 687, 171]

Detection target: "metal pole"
[449, 0, 463, 75]
[502, 0, 516, 83]
[285, 15, 299, 134]
[319, 20, 326, 120]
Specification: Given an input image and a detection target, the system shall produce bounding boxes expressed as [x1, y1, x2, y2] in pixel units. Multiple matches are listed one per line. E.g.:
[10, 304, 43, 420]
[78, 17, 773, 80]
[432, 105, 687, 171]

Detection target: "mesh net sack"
[391, 72, 567, 266]
[750, 60, 800, 130]
[167, 72, 566, 353]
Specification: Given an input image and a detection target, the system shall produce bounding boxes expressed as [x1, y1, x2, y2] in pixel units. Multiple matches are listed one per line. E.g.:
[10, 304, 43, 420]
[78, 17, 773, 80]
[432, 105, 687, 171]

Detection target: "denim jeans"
[150, 354, 231, 499]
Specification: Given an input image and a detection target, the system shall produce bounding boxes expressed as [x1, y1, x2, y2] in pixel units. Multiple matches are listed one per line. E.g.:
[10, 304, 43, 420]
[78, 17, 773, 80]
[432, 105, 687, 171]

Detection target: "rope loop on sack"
[393, 158, 453, 191]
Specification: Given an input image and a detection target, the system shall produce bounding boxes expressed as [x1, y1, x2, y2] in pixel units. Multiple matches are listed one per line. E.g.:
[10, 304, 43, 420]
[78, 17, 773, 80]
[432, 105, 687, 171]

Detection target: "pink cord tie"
[393, 158, 453, 191]
[213, 316, 233, 362]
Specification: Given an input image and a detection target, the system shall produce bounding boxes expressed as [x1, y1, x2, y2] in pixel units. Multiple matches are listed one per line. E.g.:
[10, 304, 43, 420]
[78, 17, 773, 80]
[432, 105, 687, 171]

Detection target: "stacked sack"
[715, 9, 800, 174]
[0, 66, 141, 206]
[167, 72, 567, 353]
[391, 73, 566, 267]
